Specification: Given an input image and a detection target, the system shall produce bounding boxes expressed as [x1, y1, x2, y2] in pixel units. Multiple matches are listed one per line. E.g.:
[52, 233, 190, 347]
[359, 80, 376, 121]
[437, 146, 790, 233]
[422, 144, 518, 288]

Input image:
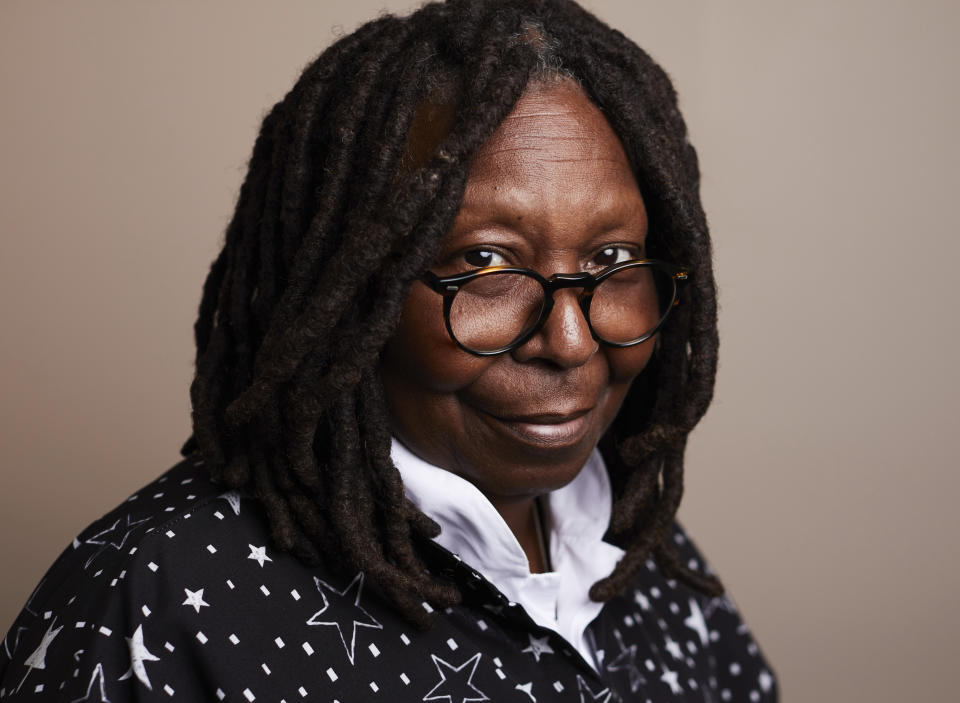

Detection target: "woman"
[1, 0, 776, 700]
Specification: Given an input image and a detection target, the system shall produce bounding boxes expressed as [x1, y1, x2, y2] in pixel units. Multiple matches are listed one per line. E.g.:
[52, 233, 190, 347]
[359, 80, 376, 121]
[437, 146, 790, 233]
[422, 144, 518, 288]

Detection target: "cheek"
[596, 338, 657, 427]
[380, 283, 490, 394]
[606, 337, 657, 385]
[379, 284, 499, 472]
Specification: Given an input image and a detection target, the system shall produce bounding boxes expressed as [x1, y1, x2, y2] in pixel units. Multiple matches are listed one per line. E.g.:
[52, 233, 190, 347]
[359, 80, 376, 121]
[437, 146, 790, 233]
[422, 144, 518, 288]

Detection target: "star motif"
[424, 652, 489, 703]
[118, 624, 161, 691]
[684, 598, 709, 645]
[22, 578, 45, 617]
[306, 572, 382, 665]
[703, 594, 738, 619]
[664, 635, 684, 660]
[660, 666, 683, 695]
[633, 590, 651, 611]
[247, 544, 272, 567]
[16, 618, 63, 692]
[2, 625, 28, 659]
[576, 675, 611, 702]
[220, 490, 242, 515]
[182, 588, 210, 613]
[605, 639, 644, 692]
[759, 669, 774, 693]
[70, 662, 109, 702]
[83, 515, 152, 569]
[522, 634, 554, 662]
[23, 618, 62, 671]
[515, 681, 536, 701]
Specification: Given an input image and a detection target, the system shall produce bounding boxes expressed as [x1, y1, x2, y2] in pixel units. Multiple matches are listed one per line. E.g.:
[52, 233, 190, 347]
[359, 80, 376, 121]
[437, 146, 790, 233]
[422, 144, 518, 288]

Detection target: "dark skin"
[380, 81, 655, 573]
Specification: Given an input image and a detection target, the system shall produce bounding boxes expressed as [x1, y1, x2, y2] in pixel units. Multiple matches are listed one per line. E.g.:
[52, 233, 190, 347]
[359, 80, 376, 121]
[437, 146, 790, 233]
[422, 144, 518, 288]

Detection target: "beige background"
[2, 1, 957, 700]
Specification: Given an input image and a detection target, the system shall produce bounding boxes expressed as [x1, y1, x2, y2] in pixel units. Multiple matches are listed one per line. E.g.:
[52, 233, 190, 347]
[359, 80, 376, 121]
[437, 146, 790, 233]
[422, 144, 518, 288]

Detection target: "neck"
[489, 495, 550, 574]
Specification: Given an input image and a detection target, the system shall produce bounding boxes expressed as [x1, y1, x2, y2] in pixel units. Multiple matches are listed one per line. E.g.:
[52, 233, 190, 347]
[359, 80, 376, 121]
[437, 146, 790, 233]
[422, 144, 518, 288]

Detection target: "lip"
[480, 407, 595, 448]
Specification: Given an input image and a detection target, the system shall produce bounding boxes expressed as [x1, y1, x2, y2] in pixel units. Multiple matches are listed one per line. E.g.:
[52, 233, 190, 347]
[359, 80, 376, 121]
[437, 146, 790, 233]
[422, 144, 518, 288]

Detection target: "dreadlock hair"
[183, 0, 722, 628]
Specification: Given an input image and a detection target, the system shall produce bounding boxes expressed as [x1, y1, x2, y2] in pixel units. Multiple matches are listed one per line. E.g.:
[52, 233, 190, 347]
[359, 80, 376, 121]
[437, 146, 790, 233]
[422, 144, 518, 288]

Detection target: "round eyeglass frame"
[419, 258, 690, 357]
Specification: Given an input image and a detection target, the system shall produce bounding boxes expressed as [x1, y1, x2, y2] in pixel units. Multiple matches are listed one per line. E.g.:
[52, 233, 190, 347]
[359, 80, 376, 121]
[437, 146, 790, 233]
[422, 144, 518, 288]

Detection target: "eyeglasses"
[420, 259, 689, 356]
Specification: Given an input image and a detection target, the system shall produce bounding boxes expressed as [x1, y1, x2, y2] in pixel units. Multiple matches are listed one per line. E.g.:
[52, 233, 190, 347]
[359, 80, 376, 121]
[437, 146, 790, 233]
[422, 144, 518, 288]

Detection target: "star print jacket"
[0, 455, 777, 702]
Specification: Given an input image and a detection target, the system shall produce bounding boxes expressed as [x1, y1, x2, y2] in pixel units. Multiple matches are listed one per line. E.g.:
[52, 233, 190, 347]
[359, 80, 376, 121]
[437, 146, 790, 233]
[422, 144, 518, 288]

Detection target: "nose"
[510, 288, 599, 368]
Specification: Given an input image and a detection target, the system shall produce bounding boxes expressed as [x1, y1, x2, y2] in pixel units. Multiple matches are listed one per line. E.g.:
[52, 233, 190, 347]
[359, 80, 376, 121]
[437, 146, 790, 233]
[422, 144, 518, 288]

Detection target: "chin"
[455, 436, 598, 501]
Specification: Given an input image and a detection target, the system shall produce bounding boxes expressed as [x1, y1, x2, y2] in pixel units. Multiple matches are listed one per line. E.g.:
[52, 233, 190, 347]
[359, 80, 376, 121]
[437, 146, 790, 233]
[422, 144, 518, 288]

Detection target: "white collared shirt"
[391, 439, 625, 669]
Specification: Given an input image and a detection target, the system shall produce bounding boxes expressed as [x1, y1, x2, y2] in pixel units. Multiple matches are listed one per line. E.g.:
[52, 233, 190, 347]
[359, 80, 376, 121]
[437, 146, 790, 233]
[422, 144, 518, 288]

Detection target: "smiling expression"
[379, 81, 655, 513]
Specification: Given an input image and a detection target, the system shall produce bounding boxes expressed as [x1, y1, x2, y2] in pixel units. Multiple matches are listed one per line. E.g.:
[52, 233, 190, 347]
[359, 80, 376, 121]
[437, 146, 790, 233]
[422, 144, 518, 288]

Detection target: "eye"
[588, 245, 641, 270]
[463, 248, 508, 268]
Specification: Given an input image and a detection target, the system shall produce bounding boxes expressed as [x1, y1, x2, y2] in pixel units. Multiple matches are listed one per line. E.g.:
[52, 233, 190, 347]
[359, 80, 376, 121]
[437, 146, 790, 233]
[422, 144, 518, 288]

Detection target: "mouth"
[479, 407, 595, 448]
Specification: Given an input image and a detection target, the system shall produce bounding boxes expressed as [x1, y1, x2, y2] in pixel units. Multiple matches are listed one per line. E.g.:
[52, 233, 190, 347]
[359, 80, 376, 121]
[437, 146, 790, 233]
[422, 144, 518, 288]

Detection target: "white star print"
[660, 666, 683, 694]
[247, 544, 272, 567]
[515, 681, 537, 701]
[118, 624, 161, 691]
[664, 635, 683, 660]
[522, 634, 554, 662]
[70, 662, 109, 702]
[306, 572, 383, 665]
[16, 618, 63, 692]
[634, 590, 651, 611]
[24, 620, 63, 665]
[423, 652, 489, 702]
[703, 594, 738, 619]
[606, 630, 644, 692]
[3, 625, 28, 659]
[22, 578, 45, 617]
[759, 669, 774, 693]
[182, 588, 210, 613]
[82, 514, 152, 569]
[684, 598, 709, 645]
[575, 675, 611, 702]
[220, 490, 242, 515]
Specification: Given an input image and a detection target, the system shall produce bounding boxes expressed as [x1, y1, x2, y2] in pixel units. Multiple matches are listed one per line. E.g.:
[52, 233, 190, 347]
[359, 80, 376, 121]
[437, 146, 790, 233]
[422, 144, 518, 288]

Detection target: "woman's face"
[379, 82, 654, 510]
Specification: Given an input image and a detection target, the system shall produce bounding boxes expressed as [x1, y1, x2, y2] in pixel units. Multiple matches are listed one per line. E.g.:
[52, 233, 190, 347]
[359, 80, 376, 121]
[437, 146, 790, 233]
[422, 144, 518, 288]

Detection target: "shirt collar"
[391, 438, 625, 668]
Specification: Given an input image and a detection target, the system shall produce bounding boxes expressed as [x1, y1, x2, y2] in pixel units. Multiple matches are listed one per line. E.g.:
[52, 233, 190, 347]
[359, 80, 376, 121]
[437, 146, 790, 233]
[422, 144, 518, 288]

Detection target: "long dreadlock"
[183, 0, 722, 628]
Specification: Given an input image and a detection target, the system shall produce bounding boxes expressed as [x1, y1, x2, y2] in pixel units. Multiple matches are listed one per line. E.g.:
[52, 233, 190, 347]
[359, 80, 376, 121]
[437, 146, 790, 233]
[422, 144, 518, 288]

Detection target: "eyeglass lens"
[447, 265, 675, 353]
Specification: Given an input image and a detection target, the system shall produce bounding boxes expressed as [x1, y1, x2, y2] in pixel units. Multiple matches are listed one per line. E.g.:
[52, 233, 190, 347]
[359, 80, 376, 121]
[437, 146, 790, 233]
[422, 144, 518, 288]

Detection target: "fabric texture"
[0, 455, 777, 702]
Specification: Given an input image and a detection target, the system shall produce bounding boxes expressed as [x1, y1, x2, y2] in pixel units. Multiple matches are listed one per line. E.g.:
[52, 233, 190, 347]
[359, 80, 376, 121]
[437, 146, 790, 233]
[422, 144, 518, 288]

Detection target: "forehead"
[473, 80, 629, 168]
[455, 81, 647, 236]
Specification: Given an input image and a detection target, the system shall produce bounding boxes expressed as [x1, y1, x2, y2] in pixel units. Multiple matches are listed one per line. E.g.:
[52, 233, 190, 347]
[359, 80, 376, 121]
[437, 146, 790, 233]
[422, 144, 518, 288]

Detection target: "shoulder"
[5, 453, 261, 629]
[0, 457, 503, 702]
[0, 455, 282, 700]
[590, 521, 778, 701]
